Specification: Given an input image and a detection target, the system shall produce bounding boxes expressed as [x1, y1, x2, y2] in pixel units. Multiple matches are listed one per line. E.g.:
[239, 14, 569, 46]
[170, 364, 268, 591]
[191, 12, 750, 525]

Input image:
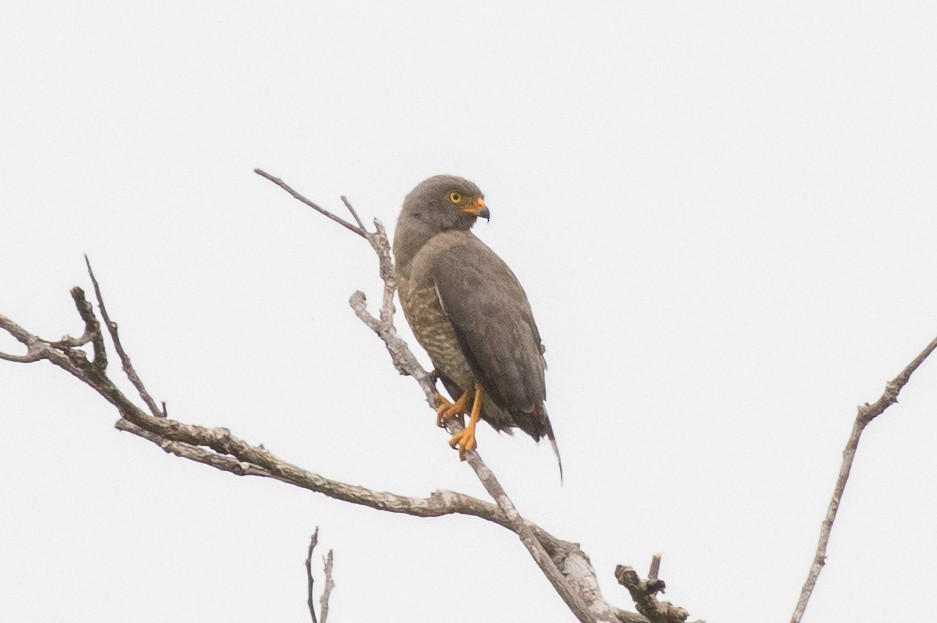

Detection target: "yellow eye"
[448, 191, 463, 204]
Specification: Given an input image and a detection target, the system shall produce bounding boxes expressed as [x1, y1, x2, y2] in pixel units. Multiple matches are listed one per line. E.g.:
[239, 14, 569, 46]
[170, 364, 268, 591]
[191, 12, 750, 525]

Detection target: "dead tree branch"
[790, 334, 937, 622]
[615, 557, 690, 623]
[84, 254, 164, 418]
[254, 169, 366, 238]
[306, 528, 335, 623]
[320, 549, 335, 623]
[307, 528, 320, 623]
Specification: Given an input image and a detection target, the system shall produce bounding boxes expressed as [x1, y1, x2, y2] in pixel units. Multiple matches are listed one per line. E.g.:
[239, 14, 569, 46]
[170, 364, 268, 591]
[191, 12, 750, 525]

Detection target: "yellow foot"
[447, 386, 485, 461]
[435, 391, 469, 427]
[448, 422, 478, 460]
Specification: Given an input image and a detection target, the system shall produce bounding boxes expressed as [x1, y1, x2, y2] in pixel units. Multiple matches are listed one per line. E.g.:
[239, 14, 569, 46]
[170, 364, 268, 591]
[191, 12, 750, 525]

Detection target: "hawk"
[393, 175, 560, 476]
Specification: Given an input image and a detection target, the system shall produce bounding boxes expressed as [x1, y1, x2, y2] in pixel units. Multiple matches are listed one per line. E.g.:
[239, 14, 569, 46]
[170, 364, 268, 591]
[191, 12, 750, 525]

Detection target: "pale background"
[2, 2, 936, 622]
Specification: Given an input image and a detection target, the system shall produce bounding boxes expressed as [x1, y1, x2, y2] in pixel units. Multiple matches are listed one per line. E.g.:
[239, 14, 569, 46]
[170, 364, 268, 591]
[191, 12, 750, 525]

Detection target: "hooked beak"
[462, 196, 490, 220]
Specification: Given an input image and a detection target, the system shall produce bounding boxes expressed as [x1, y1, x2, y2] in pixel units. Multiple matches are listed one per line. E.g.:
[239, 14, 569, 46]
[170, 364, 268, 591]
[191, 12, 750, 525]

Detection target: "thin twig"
[319, 549, 334, 623]
[0, 350, 38, 363]
[85, 255, 164, 418]
[791, 334, 937, 623]
[45, 289, 105, 368]
[306, 528, 320, 623]
[254, 169, 366, 238]
[341, 195, 366, 232]
[0, 311, 41, 361]
[0, 292, 101, 365]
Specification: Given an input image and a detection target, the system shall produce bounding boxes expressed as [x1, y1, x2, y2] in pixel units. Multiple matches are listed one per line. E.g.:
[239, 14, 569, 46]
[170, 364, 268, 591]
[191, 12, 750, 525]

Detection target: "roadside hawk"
[393, 175, 560, 475]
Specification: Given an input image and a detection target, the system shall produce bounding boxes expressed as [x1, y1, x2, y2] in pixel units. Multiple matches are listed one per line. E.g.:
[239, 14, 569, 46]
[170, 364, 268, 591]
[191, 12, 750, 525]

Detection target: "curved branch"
[0, 313, 42, 362]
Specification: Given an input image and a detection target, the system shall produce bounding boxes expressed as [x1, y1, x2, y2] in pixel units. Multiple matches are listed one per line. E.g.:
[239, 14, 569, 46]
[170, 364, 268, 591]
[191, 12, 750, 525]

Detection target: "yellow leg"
[435, 391, 470, 427]
[448, 386, 484, 460]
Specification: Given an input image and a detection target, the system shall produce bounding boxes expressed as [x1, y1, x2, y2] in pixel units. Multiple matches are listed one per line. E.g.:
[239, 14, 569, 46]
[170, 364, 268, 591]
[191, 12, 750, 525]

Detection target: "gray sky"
[2, 2, 936, 621]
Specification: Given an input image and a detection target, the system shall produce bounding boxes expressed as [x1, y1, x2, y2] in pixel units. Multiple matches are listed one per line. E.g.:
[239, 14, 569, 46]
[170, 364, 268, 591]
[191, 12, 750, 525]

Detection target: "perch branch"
[466, 450, 593, 618]
[790, 333, 937, 623]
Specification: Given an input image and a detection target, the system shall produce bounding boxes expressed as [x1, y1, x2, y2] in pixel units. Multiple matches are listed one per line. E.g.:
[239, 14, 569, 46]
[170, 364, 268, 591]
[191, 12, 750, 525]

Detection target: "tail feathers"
[516, 408, 563, 483]
[549, 434, 563, 484]
[540, 404, 563, 484]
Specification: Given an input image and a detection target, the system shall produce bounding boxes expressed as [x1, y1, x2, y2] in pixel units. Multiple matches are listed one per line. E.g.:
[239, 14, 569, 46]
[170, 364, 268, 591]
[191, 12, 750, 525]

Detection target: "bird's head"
[401, 175, 490, 231]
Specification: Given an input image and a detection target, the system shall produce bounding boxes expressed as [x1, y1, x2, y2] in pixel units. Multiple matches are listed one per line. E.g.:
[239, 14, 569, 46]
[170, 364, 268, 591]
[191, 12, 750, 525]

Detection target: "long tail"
[543, 409, 563, 484]
[549, 435, 563, 484]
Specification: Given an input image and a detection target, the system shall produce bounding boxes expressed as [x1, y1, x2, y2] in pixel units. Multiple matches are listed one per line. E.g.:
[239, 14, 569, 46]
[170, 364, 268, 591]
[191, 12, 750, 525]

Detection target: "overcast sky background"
[2, 2, 936, 622]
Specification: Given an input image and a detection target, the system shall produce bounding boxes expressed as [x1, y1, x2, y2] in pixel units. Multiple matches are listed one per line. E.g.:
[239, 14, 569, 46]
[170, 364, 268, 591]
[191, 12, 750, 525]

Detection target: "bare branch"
[43, 288, 105, 365]
[615, 563, 690, 623]
[0, 350, 39, 363]
[0, 288, 109, 372]
[254, 168, 366, 238]
[791, 333, 937, 622]
[466, 451, 595, 621]
[341, 195, 366, 232]
[369, 218, 398, 327]
[0, 312, 35, 353]
[0, 323, 41, 361]
[349, 290, 436, 404]
[85, 256, 164, 418]
[319, 549, 335, 623]
[307, 528, 320, 623]
[0, 294, 99, 364]
[113, 382, 618, 623]
[115, 419, 274, 478]
[648, 553, 662, 582]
